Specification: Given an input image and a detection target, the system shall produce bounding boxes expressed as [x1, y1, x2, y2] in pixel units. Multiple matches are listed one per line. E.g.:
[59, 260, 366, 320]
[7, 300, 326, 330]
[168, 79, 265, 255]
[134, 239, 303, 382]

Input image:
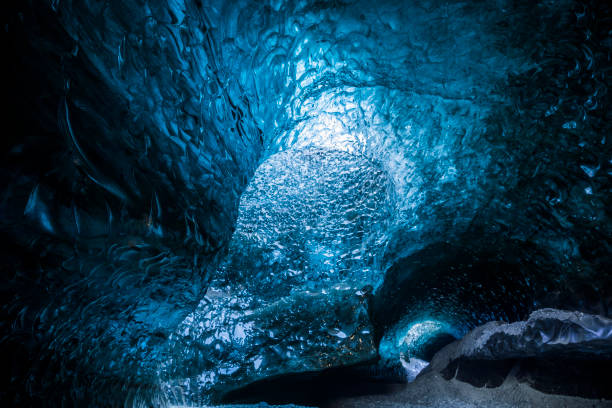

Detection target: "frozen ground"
[191, 373, 612, 408]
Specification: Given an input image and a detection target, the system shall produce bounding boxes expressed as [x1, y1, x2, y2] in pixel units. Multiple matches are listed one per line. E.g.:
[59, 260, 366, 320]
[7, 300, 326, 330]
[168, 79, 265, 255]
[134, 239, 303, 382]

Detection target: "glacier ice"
[3, 0, 612, 406]
[162, 147, 389, 402]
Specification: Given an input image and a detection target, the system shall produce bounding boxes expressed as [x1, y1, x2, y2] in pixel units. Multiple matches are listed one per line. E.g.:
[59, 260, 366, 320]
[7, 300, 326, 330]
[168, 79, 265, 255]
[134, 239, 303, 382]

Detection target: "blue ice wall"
[3, 0, 265, 405]
[164, 1, 610, 402]
[163, 147, 393, 401]
[3, 0, 612, 406]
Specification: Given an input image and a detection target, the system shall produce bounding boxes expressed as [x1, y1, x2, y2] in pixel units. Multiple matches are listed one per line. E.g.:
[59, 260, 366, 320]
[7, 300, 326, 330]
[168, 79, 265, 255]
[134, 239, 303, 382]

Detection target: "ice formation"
[3, 0, 611, 406]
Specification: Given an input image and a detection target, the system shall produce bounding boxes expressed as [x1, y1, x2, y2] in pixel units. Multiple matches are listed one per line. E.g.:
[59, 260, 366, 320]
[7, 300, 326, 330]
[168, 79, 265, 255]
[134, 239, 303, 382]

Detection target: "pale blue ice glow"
[400, 320, 446, 351]
[379, 318, 459, 372]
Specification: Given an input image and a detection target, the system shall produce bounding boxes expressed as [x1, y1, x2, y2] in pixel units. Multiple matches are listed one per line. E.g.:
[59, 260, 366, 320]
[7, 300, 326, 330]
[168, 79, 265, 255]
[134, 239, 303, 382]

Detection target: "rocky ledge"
[420, 309, 612, 400]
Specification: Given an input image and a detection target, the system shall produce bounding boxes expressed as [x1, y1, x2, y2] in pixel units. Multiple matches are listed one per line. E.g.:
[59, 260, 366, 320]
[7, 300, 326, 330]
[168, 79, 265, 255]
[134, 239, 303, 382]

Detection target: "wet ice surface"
[163, 148, 388, 403]
[3, 0, 612, 406]
[222, 148, 394, 296]
[164, 286, 375, 404]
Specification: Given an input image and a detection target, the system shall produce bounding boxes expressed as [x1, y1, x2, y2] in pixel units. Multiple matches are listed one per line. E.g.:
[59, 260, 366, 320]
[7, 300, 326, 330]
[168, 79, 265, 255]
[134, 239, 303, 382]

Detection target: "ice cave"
[2, 0, 612, 407]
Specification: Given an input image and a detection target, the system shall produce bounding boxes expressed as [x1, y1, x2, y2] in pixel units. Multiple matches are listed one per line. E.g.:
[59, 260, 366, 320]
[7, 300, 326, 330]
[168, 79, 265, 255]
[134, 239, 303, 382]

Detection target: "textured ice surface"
[164, 287, 375, 403]
[379, 320, 457, 366]
[3, 0, 612, 406]
[163, 147, 387, 402]
[224, 147, 394, 296]
[3, 0, 264, 405]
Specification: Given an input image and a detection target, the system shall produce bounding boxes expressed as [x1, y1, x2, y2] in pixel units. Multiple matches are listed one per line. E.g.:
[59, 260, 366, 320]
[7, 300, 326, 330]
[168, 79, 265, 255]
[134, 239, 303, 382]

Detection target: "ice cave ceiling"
[2, 0, 611, 406]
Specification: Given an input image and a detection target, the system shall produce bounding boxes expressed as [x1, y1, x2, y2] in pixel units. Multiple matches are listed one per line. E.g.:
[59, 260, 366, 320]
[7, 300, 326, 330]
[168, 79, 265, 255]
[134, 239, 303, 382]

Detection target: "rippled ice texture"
[168, 0, 610, 401]
[164, 147, 391, 401]
[226, 148, 394, 295]
[3, 0, 611, 406]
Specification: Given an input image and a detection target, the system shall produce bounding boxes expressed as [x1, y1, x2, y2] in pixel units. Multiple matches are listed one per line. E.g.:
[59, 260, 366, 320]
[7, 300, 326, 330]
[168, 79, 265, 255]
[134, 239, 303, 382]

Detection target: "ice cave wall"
[3, 0, 265, 405]
[3, 0, 612, 406]
[165, 1, 611, 402]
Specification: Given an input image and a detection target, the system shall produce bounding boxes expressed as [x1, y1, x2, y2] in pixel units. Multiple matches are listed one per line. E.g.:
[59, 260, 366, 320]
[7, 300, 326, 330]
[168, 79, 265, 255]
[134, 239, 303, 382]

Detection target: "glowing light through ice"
[399, 320, 446, 351]
[281, 90, 369, 155]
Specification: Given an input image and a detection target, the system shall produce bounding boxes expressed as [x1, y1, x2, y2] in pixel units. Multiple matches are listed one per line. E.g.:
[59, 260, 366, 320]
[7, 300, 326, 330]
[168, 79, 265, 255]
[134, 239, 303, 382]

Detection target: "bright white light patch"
[399, 320, 445, 350]
[400, 356, 429, 382]
[282, 89, 369, 154]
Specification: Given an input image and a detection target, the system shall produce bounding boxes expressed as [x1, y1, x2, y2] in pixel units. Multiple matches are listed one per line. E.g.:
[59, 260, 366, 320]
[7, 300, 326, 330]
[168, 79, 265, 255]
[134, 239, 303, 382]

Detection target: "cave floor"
[322, 373, 612, 408]
[206, 371, 612, 408]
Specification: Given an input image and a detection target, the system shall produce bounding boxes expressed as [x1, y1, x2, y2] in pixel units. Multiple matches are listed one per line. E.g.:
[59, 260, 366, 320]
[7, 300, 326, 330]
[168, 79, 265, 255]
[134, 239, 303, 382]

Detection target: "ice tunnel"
[2, 0, 612, 407]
